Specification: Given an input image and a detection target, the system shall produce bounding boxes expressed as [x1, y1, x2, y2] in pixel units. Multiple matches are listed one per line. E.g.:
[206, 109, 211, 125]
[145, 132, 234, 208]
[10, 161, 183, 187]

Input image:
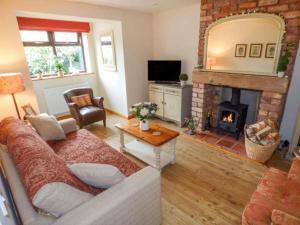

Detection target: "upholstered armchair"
[63, 88, 106, 128]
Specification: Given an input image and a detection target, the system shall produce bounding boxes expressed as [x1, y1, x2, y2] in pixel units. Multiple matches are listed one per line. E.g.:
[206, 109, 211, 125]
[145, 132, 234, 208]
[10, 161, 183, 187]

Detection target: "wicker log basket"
[244, 123, 280, 163]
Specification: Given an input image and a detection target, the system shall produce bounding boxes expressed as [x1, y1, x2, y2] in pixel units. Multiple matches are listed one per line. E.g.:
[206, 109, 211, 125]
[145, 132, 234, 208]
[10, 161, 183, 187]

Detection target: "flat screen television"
[148, 60, 181, 83]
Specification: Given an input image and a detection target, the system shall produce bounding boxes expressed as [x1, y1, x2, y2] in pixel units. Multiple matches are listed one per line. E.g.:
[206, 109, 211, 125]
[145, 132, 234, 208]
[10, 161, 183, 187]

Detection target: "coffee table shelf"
[115, 122, 179, 171]
[124, 140, 175, 169]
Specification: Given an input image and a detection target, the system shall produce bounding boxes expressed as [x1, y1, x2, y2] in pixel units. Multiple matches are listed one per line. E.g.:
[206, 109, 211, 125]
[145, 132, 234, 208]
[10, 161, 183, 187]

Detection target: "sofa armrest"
[58, 118, 78, 134]
[52, 166, 161, 225]
[288, 159, 300, 184]
[93, 97, 104, 109]
[271, 209, 300, 225]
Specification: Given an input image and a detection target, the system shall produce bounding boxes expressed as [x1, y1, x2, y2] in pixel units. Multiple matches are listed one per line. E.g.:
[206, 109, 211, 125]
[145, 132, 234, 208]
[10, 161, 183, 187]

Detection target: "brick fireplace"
[192, 71, 289, 131]
[193, 0, 300, 132]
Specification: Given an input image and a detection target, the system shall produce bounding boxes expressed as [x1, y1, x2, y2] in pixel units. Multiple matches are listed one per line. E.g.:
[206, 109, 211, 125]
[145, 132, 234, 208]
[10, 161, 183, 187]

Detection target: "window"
[20, 30, 86, 78]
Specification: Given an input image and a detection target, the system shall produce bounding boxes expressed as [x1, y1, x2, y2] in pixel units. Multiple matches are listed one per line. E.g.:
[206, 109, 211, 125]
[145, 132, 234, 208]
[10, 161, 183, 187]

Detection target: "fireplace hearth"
[217, 88, 248, 139]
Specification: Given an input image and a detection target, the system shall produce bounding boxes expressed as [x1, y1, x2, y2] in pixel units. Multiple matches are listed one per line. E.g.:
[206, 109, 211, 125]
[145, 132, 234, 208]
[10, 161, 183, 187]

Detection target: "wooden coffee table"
[115, 121, 179, 171]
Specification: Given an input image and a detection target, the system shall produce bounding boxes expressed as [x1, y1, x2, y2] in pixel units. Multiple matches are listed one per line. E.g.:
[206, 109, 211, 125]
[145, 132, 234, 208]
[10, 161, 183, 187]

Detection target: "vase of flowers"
[130, 102, 158, 131]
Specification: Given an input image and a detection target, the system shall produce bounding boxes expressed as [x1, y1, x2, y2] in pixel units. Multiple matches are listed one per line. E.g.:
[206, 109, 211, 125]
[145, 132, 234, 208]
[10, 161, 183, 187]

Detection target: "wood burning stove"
[217, 88, 248, 139]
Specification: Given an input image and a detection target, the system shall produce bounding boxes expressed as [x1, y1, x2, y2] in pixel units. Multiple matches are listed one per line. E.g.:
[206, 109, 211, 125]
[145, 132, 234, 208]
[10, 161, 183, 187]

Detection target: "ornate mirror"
[204, 13, 285, 75]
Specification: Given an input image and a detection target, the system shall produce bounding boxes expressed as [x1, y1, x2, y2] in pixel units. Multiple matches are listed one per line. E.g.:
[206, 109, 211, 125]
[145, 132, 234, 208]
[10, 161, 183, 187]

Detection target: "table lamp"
[207, 57, 217, 70]
[0, 73, 25, 119]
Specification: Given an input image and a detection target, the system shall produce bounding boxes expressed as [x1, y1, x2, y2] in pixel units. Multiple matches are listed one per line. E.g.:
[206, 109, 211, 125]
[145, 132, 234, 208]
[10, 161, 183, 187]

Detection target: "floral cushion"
[47, 129, 141, 177]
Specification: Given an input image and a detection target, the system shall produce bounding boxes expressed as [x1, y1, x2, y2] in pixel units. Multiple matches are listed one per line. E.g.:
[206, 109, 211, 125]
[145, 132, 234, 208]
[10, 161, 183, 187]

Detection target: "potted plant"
[130, 102, 158, 131]
[179, 73, 188, 86]
[277, 51, 289, 78]
[184, 117, 197, 135]
[54, 59, 64, 77]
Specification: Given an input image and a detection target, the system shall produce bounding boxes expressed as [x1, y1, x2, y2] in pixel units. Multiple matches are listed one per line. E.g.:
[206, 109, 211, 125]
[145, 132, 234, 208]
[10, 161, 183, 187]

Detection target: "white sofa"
[0, 119, 161, 225]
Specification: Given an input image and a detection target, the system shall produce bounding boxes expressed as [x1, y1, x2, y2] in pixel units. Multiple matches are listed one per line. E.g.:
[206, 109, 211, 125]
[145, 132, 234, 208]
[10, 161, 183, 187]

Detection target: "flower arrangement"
[130, 102, 158, 122]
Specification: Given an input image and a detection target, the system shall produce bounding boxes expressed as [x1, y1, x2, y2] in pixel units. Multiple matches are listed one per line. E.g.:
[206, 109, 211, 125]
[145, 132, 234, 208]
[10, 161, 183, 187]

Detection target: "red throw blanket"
[0, 117, 140, 201]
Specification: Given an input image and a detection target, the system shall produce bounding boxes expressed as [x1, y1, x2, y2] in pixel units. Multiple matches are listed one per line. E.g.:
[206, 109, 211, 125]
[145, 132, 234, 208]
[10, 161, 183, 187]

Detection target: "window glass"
[54, 32, 78, 43]
[55, 46, 85, 73]
[24, 46, 56, 76]
[21, 31, 86, 78]
[20, 30, 49, 42]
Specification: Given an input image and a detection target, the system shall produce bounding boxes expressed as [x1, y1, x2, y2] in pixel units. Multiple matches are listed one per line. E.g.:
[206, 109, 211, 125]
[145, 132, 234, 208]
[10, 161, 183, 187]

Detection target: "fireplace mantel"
[193, 70, 289, 94]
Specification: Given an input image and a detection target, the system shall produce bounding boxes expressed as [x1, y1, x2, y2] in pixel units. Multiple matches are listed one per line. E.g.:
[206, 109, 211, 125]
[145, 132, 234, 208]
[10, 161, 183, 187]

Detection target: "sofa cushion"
[5, 126, 99, 200]
[48, 129, 141, 177]
[32, 182, 93, 217]
[28, 114, 66, 141]
[68, 163, 125, 188]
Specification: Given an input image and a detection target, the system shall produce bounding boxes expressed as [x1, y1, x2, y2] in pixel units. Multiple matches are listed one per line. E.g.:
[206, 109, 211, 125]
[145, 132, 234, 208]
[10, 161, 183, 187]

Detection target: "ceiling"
[69, 0, 199, 13]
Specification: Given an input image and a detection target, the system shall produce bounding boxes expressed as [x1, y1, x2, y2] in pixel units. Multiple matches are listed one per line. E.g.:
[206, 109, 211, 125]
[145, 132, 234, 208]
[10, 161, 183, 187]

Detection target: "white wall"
[152, 3, 200, 84]
[93, 21, 129, 116]
[280, 41, 300, 149]
[207, 18, 280, 74]
[0, 1, 39, 119]
[0, 0, 152, 119]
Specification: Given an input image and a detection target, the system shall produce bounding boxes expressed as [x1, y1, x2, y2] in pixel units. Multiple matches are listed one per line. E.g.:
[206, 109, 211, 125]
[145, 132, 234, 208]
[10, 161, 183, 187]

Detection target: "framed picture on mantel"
[265, 43, 276, 58]
[249, 44, 263, 58]
[235, 44, 247, 57]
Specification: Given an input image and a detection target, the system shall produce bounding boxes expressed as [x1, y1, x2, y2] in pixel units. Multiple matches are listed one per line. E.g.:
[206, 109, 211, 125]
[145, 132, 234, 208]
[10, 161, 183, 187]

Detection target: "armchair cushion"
[71, 94, 92, 108]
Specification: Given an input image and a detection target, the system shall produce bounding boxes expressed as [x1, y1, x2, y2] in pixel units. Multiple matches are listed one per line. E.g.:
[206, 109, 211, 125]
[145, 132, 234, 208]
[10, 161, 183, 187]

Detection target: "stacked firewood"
[245, 120, 280, 146]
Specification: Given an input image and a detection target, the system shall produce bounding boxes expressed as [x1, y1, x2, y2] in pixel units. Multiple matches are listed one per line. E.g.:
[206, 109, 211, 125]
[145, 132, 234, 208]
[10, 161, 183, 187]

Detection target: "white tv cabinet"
[149, 83, 192, 127]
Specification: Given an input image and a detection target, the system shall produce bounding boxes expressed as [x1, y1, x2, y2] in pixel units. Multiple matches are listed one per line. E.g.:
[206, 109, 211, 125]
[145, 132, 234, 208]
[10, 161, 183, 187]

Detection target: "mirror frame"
[203, 13, 286, 75]
[100, 31, 117, 72]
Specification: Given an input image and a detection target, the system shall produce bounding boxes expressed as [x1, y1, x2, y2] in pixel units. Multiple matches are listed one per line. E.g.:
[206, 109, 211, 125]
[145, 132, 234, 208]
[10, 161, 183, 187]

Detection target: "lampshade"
[0, 73, 25, 94]
[207, 57, 217, 67]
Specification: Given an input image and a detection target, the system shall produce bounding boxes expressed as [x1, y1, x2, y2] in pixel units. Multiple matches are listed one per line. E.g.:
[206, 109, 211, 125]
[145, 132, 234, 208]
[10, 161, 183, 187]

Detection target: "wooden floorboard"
[87, 113, 291, 225]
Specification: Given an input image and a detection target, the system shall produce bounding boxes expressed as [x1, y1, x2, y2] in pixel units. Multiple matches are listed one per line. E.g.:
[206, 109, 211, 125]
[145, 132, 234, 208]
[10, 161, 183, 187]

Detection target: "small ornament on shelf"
[184, 117, 197, 135]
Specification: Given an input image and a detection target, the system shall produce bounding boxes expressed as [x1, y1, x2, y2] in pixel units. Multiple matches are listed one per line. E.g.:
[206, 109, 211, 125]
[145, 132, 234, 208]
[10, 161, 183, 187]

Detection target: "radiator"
[44, 82, 89, 116]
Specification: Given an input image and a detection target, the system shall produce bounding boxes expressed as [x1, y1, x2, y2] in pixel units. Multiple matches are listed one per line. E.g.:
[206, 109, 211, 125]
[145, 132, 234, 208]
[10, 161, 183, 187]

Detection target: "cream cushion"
[68, 163, 125, 188]
[28, 114, 66, 141]
[32, 182, 93, 217]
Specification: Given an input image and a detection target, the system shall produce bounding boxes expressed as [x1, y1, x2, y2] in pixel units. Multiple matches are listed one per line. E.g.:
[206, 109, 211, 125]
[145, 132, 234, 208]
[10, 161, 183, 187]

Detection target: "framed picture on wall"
[235, 44, 247, 57]
[22, 104, 37, 119]
[100, 31, 117, 72]
[265, 43, 276, 58]
[249, 44, 263, 58]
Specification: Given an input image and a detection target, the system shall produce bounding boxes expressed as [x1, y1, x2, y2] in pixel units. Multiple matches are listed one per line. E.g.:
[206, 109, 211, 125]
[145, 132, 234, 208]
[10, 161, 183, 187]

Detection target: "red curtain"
[17, 17, 90, 33]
